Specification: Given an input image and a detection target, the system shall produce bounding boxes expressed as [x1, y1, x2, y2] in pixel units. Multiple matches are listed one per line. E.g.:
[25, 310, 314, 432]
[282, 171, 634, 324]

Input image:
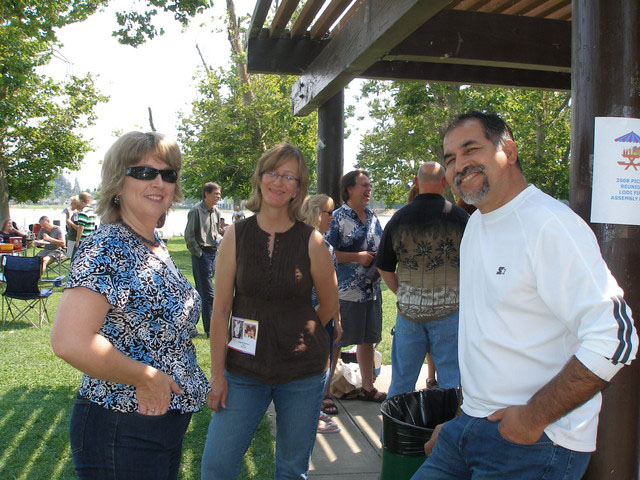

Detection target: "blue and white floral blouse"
[325, 203, 382, 303]
[67, 223, 209, 413]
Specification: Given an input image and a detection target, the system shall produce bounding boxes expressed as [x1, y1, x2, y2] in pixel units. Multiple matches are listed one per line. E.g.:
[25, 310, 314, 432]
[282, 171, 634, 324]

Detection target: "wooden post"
[571, 1, 640, 478]
[317, 90, 344, 206]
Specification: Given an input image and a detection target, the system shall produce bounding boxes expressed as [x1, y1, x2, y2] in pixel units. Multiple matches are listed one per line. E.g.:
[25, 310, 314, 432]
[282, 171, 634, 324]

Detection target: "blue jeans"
[387, 312, 460, 400]
[191, 249, 216, 334]
[411, 413, 591, 480]
[201, 370, 327, 479]
[70, 395, 192, 480]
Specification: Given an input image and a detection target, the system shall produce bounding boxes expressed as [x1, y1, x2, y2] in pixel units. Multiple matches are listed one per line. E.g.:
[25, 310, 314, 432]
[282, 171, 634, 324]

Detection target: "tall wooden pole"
[571, 1, 640, 478]
[317, 90, 344, 206]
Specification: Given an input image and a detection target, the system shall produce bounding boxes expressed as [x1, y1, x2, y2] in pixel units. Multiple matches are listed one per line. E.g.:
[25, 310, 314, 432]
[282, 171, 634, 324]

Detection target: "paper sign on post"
[591, 117, 640, 226]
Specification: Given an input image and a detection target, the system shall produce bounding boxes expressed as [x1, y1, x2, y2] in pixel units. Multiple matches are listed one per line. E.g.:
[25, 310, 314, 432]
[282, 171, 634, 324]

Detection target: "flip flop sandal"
[358, 387, 387, 403]
[317, 419, 341, 434]
[319, 412, 332, 423]
[321, 395, 339, 415]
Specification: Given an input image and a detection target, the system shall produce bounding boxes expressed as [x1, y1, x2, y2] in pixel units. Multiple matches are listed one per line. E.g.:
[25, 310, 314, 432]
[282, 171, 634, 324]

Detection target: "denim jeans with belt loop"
[410, 412, 591, 480]
[201, 370, 327, 479]
[70, 395, 192, 480]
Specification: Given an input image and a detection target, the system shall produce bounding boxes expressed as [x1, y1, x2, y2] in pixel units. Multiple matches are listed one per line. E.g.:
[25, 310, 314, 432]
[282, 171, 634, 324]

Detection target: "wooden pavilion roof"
[246, 0, 572, 115]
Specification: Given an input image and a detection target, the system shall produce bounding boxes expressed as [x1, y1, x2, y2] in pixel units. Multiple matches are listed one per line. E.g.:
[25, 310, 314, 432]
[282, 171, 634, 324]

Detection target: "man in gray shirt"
[36, 215, 66, 274]
[185, 182, 222, 338]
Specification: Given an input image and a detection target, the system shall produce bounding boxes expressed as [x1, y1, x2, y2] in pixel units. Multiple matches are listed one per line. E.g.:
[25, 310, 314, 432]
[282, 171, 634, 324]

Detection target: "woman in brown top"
[201, 144, 339, 479]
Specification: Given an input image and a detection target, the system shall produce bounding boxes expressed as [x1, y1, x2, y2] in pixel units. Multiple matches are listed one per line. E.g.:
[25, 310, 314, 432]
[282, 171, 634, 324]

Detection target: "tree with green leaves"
[180, 70, 319, 202]
[112, 0, 211, 47]
[0, 0, 214, 220]
[0, 0, 108, 219]
[179, 2, 318, 203]
[356, 82, 571, 207]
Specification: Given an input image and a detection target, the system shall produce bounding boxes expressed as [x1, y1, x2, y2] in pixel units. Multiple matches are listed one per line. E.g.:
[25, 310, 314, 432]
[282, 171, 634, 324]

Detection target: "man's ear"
[413, 176, 418, 187]
[503, 139, 518, 165]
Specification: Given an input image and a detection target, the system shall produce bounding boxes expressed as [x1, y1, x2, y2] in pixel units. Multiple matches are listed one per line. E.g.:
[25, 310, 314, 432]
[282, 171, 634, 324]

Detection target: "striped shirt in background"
[77, 206, 97, 241]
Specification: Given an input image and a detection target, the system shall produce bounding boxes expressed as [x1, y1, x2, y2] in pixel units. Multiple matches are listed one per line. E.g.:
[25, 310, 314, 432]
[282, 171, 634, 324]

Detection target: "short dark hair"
[202, 182, 220, 199]
[443, 111, 521, 169]
[340, 169, 370, 203]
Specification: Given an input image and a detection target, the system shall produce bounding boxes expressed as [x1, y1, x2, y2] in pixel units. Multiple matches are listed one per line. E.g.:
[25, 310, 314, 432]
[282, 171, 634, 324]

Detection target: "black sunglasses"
[126, 166, 178, 183]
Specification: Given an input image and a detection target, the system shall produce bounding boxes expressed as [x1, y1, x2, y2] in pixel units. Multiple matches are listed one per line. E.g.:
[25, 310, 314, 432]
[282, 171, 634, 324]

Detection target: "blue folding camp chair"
[1, 256, 53, 328]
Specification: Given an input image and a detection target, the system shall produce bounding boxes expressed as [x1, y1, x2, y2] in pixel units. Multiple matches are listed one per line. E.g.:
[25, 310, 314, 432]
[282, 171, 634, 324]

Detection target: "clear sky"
[42, 0, 364, 191]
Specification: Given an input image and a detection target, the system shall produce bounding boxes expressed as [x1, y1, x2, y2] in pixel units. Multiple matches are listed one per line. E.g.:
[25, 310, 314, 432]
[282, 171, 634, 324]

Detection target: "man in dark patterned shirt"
[376, 162, 468, 399]
[185, 182, 223, 338]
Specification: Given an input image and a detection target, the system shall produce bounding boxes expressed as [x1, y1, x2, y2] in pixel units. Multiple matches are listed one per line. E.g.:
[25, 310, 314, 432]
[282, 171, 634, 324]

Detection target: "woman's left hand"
[207, 375, 228, 412]
[333, 320, 343, 345]
[136, 367, 184, 416]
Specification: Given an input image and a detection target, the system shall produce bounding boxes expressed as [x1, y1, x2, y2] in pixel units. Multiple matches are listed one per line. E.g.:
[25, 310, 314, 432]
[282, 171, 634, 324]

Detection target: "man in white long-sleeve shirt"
[411, 111, 638, 480]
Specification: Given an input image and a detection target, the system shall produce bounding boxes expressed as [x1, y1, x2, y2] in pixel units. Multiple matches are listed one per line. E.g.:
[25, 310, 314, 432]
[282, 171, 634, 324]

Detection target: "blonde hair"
[96, 131, 183, 224]
[245, 143, 309, 221]
[301, 194, 334, 230]
[69, 195, 80, 210]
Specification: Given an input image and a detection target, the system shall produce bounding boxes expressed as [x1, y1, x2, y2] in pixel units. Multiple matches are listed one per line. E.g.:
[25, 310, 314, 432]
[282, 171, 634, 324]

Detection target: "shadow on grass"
[182, 408, 276, 480]
[0, 385, 275, 480]
[0, 385, 77, 480]
[0, 321, 35, 332]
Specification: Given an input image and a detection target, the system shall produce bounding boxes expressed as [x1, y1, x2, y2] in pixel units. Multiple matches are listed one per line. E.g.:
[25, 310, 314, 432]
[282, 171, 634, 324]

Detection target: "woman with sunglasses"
[201, 144, 339, 479]
[51, 131, 208, 479]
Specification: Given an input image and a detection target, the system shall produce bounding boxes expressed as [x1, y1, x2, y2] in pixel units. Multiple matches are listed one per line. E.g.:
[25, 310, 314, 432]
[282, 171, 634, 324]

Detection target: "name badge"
[228, 316, 259, 356]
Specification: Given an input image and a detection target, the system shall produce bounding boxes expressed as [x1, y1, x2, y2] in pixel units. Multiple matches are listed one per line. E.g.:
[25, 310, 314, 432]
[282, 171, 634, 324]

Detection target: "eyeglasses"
[321, 210, 333, 216]
[261, 170, 300, 185]
[126, 166, 178, 183]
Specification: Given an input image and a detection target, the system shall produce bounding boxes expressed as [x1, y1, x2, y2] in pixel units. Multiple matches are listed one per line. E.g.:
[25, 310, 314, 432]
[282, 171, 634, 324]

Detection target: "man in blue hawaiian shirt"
[325, 169, 386, 402]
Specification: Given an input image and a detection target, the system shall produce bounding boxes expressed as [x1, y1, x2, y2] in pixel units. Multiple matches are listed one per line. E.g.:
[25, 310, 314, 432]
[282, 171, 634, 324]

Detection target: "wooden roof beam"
[248, 0, 273, 39]
[292, 0, 454, 116]
[290, 0, 327, 38]
[504, 0, 553, 15]
[473, 0, 524, 13]
[362, 60, 571, 90]
[529, 1, 571, 19]
[269, 0, 301, 38]
[309, 0, 353, 41]
[386, 10, 570, 72]
[329, 0, 364, 38]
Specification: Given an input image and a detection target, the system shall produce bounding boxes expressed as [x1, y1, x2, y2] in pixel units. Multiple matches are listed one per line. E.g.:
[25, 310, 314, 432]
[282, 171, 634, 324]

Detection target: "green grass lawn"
[0, 238, 397, 479]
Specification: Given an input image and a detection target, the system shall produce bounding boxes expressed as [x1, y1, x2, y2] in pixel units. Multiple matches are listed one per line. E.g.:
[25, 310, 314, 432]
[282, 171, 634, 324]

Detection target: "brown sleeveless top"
[226, 216, 329, 384]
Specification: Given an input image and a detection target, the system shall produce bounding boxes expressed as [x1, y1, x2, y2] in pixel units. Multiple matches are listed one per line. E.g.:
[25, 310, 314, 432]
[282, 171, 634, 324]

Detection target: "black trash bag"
[381, 388, 460, 457]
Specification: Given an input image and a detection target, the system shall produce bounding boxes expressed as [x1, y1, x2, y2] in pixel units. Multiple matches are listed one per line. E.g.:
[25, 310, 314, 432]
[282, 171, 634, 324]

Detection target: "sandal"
[317, 419, 341, 434]
[426, 378, 439, 389]
[358, 387, 387, 403]
[339, 388, 362, 400]
[322, 395, 339, 415]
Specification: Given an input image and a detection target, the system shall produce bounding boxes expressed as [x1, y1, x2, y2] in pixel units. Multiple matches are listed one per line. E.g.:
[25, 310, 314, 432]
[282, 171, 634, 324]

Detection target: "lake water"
[9, 207, 392, 238]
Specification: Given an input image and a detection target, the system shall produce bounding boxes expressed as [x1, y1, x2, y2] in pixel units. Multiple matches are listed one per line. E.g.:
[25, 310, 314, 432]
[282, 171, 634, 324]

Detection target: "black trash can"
[380, 388, 459, 480]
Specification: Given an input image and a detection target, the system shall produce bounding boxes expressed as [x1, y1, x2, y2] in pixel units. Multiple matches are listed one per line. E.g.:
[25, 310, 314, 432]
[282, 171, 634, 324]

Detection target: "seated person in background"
[231, 205, 245, 223]
[1, 218, 28, 248]
[36, 216, 66, 273]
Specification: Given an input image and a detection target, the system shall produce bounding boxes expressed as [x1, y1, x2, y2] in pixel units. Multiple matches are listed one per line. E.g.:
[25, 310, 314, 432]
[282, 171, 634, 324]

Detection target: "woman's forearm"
[210, 310, 230, 379]
[53, 332, 157, 389]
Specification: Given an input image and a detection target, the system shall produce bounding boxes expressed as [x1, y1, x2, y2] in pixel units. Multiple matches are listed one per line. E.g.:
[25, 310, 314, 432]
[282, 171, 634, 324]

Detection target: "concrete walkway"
[267, 364, 430, 480]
